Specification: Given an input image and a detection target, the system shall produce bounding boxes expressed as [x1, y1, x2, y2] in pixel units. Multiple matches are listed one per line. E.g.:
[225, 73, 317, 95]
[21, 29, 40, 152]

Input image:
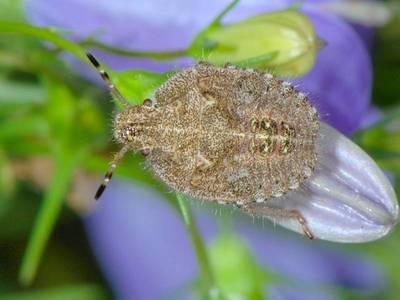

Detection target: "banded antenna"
[86, 52, 130, 109]
[86, 52, 131, 200]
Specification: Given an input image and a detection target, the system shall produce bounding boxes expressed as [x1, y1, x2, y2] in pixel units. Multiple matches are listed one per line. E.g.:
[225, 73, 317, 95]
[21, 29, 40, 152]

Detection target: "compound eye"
[143, 99, 153, 107]
[140, 147, 151, 156]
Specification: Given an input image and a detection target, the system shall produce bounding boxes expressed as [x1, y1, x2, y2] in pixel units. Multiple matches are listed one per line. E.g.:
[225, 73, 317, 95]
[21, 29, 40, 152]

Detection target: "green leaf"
[111, 69, 171, 106]
[19, 149, 81, 286]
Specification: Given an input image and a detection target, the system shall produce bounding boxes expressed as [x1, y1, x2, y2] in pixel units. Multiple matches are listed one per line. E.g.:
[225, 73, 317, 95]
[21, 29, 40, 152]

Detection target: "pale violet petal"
[265, 122, 398, 243]
[318, 1, 393, 27]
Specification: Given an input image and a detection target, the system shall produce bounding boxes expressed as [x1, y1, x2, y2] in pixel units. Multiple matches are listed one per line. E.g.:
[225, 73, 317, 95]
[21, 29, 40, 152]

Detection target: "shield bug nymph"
[87, 53, 319, 239]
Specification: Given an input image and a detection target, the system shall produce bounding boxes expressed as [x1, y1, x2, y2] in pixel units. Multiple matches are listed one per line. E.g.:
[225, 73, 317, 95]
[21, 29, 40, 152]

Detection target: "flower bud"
[265, 122, 399, 243]
[189, 10, 320, 76]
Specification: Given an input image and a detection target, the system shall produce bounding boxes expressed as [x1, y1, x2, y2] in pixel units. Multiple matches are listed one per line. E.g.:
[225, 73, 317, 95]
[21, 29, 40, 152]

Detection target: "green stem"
[176, 194, 223, 300]
[0, 21, 86, 62]
[79, 40, 188, 60]
[19, 149, 80, 286]
[79, 0, 241, 61]
[187, 0, 240, 56]
[210, 0, 241, 28]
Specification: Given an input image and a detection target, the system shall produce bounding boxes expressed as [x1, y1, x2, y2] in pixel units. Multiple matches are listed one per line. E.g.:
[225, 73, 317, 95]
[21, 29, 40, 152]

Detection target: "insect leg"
[86, 52, 130, 109]
[94, 145, 130, 200]
[244, 204, 314, 239]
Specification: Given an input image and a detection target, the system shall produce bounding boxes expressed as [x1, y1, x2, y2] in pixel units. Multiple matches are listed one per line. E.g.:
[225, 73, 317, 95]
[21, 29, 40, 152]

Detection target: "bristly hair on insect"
[86, 52, 319, 239]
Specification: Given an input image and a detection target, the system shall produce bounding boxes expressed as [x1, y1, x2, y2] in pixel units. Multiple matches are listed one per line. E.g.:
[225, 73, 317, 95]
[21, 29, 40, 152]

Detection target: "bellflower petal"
[264, 122, 398, 242]
[84, 181, 218, 300]
[23, 0, 298, 51]
[24, 0, 372, 134]
[25, 0, 371, 133]
[237, 223, 385, 292]
[292, 9, 372, 134]
[267, 285, 339, 300]
[318, 1, 393, 27]
[84, 181, 386, 299]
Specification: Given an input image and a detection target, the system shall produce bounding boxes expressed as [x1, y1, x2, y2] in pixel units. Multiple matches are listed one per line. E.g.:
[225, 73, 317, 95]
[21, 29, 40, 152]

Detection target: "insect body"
[87, 53, 319, 239]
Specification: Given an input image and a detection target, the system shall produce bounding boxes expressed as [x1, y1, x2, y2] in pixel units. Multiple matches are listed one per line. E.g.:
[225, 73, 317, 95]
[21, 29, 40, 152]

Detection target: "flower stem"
[79, 0, 241, 61]
[209, 0, 241, 29]
[176, 194, 224, 300]
[19, 149, 80, 286]
[0, 21, 86, 62]
[79, 40, 188, 60]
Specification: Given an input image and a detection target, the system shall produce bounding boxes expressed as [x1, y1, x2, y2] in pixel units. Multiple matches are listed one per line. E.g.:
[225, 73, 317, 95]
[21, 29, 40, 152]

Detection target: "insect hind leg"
[244, 203, 314, 239]
[95, 145, 130, 200]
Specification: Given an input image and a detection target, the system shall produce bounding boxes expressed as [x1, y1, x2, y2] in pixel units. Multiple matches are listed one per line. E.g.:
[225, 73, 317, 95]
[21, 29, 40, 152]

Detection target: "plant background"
[0, 0, 400, 299]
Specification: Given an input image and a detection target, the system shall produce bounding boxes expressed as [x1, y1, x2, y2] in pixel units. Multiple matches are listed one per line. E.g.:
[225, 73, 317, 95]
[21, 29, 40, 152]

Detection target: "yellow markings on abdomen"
[249, 117, 297, 157]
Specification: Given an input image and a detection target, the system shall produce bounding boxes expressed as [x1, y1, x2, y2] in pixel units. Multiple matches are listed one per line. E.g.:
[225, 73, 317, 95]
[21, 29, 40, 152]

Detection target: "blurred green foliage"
[0, 0, 399, 299]
[112, 70, 170, 107]
[2, 284, 109, 300]
[372, 16, 400, 108]
[208, 233, 267, 299]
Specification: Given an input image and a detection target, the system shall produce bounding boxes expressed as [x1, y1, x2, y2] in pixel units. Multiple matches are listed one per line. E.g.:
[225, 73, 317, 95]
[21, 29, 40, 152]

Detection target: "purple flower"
[292, 9, 372, 134]
[85, 181, 386, 300]
[26, 0, 373, 134]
